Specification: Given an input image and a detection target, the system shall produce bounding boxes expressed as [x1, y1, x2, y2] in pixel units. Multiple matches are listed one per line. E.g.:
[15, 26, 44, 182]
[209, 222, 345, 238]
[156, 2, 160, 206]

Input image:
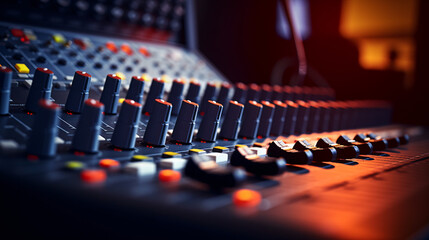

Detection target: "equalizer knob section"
[25, 68, 54, 113]
[65, 71, 91, 113]
[71, 99, 104, 153]
[111, 99, 142, 149]
[26, 100, 59, 158]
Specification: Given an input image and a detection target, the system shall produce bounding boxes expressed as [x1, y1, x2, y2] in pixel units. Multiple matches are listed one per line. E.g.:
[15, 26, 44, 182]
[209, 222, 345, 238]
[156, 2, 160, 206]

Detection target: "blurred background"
[195, 0, 429, 125]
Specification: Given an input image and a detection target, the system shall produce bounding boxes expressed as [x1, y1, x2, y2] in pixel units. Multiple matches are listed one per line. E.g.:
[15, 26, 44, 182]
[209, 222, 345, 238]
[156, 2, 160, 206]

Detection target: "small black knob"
[184, 154, 246, 188]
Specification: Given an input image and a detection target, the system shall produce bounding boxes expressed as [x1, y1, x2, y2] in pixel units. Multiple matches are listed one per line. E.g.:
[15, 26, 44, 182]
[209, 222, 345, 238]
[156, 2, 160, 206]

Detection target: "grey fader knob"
[218, 101, 244, 140]
[256, 101, 275, 138]
[216, 82, 232, 107]
[26, 99, 59, 158]
[171, 100, 198, 144]
[238, 101, 263, 139]
[142, 78, 165, 115]
[143, 99, 172, 146]
[270, 100, 287, 136]
[199, 82, 217, 115]
[100, 74, 121, 115]
[185, 79, 201, 103]
[167, 78, 185, 115]
[196, 100, 223, 142]
[65, 71, 91, 113]
[125, 76, 145, 104]
[231, 82, 247, 104]
[25, 68, 53, 113]
[111, 99, 142, 149]
[72, 99, 104, 153]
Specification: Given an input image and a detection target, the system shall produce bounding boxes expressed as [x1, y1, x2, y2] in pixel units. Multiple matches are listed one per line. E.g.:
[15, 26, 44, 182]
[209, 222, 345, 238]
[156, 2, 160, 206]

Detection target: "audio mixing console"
[1, 1, 429, 239]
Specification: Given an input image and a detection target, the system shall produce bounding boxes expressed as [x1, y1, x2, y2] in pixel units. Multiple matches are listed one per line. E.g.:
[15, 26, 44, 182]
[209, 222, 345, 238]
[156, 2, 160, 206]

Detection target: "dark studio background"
[195, 0, 429, 125]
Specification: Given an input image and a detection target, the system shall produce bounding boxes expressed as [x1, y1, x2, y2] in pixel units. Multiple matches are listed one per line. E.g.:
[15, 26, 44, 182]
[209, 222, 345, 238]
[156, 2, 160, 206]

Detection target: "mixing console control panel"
[0, 22, 429, 240]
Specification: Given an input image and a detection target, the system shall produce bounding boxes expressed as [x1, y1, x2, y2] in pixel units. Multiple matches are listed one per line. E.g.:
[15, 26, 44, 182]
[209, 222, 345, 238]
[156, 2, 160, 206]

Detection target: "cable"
[281, 0, 308, 85]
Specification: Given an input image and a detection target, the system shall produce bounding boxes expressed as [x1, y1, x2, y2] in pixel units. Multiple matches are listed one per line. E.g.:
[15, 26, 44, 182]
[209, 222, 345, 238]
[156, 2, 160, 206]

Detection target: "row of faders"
[0, 66, 394, 161]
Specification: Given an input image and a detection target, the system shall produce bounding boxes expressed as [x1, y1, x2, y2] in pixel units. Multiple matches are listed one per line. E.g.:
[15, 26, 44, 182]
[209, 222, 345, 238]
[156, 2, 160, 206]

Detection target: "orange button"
[121, 44, 133, 55]
[139, 47, 150, 57]
[233, 189, 261, 207]
[99, 159, 120, 168]
[158, 169, 181, 183]
[81, 169, 106, 183]
[105, 41, 118, 53]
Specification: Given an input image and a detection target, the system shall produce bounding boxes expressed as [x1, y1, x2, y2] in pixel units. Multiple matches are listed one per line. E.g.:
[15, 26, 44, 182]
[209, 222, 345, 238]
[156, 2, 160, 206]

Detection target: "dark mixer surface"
[1, 1, 429, 239]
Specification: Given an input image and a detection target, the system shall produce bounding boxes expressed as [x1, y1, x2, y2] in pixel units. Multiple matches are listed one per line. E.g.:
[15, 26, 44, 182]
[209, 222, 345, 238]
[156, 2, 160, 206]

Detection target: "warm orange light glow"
[99, 159, 120, 168]
[233, 189, 261, 207]
[159, 170, 181, 183]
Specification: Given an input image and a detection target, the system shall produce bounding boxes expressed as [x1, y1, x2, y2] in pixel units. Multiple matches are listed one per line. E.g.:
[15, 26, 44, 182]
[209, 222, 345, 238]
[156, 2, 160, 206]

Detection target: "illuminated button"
[124, 162, 156, 176]
[162, 152, 181, 158]
[121, 44, 133, 55]
[139, 47, 151, 57]
[52, 34, 66, 44]
[189, 149, 206, 155]
[205, 152, 228, 163]
[115, 72, 126, 80]
[232, 189, 262, 208]
[81, 169, 107, 183]
[131, 155, 152, 162]
[160, 158, 187, 170]
[64, 161, 86, 170]
[159, 169, 181, 183]
[212, 146, 228, 153]
[99, 159, 120, 169]
[105, 41, 118, 53]
[235, 144, 247, 148]
[14, 63, 30, 74]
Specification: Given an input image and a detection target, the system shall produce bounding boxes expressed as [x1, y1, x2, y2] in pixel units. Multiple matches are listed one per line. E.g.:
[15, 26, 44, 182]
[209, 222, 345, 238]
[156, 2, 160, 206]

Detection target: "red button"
[81, 169, 107, 183]
[159, 169, 181, 183]
[139, 47, 151, 57]
[11, 29, 24, 37]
